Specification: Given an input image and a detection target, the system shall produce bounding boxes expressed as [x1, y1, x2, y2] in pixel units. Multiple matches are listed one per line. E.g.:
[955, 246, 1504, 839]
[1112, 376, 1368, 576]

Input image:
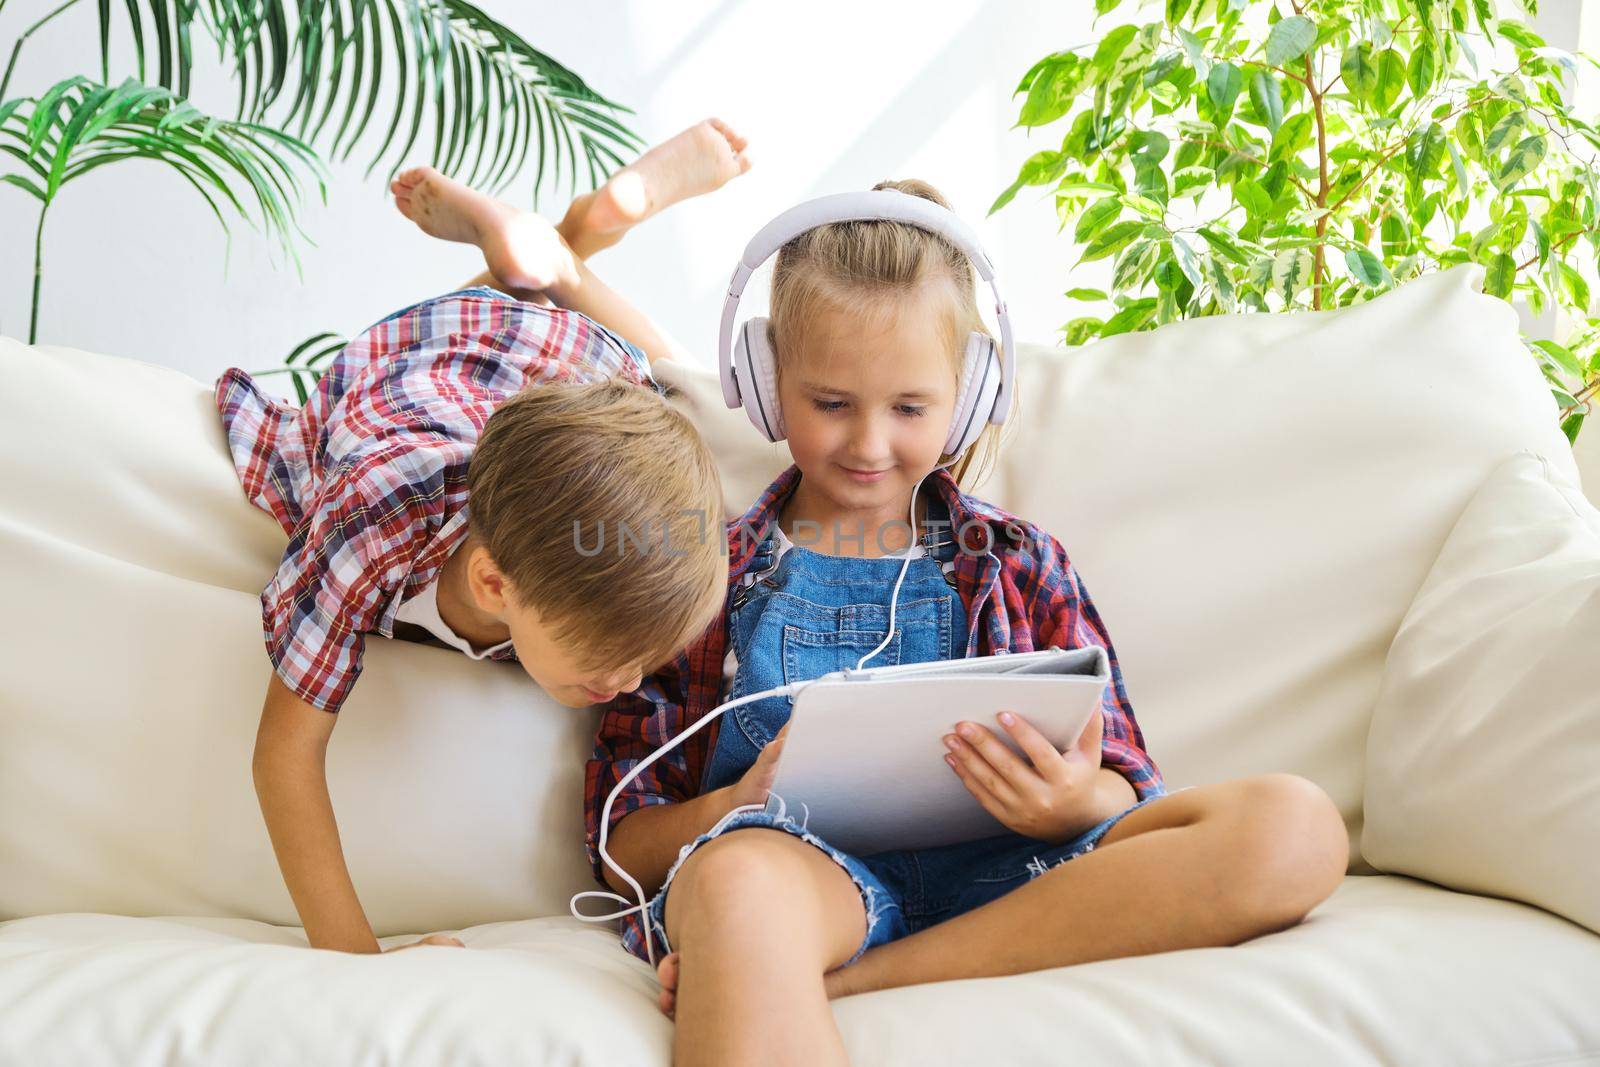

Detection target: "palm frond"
[1, 74, 328, 338]
[96, 0, 643, 202]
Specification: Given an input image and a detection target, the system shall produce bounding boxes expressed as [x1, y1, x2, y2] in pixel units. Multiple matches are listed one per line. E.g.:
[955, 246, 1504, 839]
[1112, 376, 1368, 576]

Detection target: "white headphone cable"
[571, 458, 957, 965]
[852, 458, 957, 671]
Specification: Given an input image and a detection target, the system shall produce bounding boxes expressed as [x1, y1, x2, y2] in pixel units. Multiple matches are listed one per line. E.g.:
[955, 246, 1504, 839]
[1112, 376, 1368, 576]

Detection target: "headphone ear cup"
[944, 333, 1001, 456]
[733, 316, 785, 442]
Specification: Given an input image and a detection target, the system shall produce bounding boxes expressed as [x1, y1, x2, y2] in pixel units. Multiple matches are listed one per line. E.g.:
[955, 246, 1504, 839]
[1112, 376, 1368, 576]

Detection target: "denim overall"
[700, 503, 967, 794]
[640, 497, 1163, 965]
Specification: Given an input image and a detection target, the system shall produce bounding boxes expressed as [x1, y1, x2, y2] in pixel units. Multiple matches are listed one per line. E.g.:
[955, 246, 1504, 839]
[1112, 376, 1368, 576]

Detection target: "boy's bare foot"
[391, 166, 578, 292]
[655, 949, 855, 1017]
[561, 118, 752, 257]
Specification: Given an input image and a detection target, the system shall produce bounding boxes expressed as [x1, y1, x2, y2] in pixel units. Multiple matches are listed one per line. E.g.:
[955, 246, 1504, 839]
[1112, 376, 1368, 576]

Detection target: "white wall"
[0, 1, 1104, 389]
[2, 0, 1595, 504]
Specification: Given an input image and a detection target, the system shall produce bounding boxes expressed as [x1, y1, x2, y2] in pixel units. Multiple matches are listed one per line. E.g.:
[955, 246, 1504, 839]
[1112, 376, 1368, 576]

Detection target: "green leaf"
[1341, 43, 1379, 100]
[1172, 232, 1205, 287]
[1374, 48, 1406, 113]
[1143, 51, 1184, 88]
[1249, 71, 1284, 134]
[1445, 138, 1470, 194]
[1269, 112, 1314, 162]
[1484, 252, 1517, 298]
[1066, 287, 1108, 301]
[1015, 50, 1069, 94]
[1113, 238, 1160, 290]
[1559, 262, 1590, 314]
[1079, 220, 1150, 262]
[1485, 113, 1524, 154]
[1561, 411, 1586, 443]
[990, 150, 1067, 214]
[1207, 254, 1236, 310]
[1207, 62, 1243, 113]
[1017, 55, 1086, 127]
[1177, 27, 1212, 81]
[1235, 178, 1272, 216]
[1496, 135, 1546, 188]
[1533, 338, 1586, 378]
[1090, 24, 1139, 75]
[1408, 43, 1437, 96]
[1344, 247, 1392, 288]
[1063, 316, 1105, 346]
[1198, 225, 1252, 265]
[1074, 196, 1123, 243]
[1406, 122, 1448, 179]
[1271, 246, 1315, 302]
[1127, 129, 1171, 168]
[1101, 297, 1159, 336]
[1265, 15, 1318, 67]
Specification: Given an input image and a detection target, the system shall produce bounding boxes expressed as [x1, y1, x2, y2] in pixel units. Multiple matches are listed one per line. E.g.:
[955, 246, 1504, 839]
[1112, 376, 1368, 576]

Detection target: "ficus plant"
[1, 0, 642, 347]
[994, 0, 1599, 442]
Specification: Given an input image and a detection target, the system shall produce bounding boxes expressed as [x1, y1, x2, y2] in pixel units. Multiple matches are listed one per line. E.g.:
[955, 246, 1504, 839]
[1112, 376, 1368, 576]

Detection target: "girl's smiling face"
[777, 286, 961, 522]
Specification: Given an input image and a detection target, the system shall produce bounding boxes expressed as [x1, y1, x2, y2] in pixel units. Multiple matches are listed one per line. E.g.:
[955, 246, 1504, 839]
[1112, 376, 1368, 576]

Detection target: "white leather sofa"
[2, 264, 1597, 1066]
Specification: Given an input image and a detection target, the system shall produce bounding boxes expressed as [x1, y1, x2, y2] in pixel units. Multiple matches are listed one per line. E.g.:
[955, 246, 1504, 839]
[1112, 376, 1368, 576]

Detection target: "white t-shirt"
[393, 577, 514, 660]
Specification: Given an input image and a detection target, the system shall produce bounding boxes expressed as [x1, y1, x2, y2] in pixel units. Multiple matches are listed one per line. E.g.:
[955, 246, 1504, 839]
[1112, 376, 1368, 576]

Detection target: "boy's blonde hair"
[469, 379, 726, 673]
[768, 178, 1006, 488]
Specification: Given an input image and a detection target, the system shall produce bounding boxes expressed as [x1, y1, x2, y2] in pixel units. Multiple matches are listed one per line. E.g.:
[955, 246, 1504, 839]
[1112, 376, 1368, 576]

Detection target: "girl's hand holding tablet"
[943, 708, 1110, 845]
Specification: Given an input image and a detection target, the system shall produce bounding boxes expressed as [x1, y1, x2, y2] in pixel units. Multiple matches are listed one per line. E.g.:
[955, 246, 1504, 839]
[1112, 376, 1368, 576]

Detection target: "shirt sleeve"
[1027, 531, 1165, 801]
[260, 446, 442, 713]
[583, 652, 708, 886]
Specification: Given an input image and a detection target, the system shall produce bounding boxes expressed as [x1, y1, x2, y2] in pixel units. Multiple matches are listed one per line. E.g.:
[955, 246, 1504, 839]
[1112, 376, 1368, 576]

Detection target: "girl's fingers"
[951, 723, 1037, 796]
[944, 750, 1009, 818]
[995, 711, 1068, 782]
[1069, 708, 1105, 762]
[944, 729, 1024, 808]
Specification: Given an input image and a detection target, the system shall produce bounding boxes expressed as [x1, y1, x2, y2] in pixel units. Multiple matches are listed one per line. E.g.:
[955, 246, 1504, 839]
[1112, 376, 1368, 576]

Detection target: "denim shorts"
[641, 791, 1167, 967]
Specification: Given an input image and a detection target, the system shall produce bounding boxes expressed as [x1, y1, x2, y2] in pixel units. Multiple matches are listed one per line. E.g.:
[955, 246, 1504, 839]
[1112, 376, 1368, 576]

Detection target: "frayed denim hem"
[642, 802, 899, 968]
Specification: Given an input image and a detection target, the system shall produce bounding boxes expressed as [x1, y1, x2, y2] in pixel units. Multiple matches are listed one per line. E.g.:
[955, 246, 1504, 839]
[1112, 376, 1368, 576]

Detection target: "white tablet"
[764, 647, 1110, 855]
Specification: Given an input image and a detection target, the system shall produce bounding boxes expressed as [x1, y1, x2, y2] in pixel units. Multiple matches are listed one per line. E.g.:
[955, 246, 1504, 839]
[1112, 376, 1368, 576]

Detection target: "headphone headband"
[718, 190, 1015, 422]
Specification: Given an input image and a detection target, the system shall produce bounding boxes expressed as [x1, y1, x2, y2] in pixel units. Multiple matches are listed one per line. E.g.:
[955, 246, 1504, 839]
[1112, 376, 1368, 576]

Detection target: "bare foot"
[655, 951, 680, 1018]
[391, 166, 577, 292]
[561, 118, 752, 257]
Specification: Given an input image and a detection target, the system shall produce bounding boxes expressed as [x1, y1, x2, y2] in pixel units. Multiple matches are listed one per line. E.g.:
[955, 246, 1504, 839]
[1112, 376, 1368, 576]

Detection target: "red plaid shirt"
[586, 465, 1164, 951]
[216, 287, 654, 713]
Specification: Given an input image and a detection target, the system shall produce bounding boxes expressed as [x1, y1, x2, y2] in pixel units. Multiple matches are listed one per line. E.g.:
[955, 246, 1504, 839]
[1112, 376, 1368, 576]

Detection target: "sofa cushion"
[0, 338, 597, 935]
[0, 263, 1579, 930]
[3, 877, 1598, 1066]
[979, 264, 1577, 868]
[1363, 450, 1600, 933]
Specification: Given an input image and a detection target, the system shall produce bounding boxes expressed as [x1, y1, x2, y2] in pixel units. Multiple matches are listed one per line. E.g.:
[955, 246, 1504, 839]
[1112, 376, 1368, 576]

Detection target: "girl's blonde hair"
[768, 178, 1006, 488]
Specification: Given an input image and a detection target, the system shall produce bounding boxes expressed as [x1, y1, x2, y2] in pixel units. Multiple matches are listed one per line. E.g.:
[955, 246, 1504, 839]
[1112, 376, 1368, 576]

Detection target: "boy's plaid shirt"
[215, 288, 654, 713]
[586, 465, 1165, 953]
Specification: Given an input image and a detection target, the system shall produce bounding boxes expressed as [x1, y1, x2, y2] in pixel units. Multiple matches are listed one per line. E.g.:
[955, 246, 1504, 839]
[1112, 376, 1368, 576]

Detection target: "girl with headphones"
[582, 182, 1348, 1066]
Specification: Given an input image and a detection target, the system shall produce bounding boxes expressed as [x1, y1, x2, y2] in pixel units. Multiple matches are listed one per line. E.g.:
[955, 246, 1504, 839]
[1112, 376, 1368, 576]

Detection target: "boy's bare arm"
[252, 675, 382, 953]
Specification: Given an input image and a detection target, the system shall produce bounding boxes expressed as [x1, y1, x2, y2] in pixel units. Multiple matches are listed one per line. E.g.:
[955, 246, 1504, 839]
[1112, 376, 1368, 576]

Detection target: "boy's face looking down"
[443, 540, 651, 707]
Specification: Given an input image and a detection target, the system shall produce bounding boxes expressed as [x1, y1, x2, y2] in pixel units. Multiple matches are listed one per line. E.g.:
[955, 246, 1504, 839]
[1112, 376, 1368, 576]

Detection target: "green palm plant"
[2, 0, 643, 343]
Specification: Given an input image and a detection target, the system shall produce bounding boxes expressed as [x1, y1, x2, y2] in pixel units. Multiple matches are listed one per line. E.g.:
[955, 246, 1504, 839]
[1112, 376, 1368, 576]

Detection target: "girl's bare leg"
[661, 829, 869, 1067]
[829, 774, 1347, 997]
[655, 773, 1348, 1013]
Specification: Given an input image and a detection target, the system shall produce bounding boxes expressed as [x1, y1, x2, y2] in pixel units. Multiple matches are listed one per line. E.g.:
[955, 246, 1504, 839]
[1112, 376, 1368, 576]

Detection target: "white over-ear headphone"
[718, 190, 1016, 456]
